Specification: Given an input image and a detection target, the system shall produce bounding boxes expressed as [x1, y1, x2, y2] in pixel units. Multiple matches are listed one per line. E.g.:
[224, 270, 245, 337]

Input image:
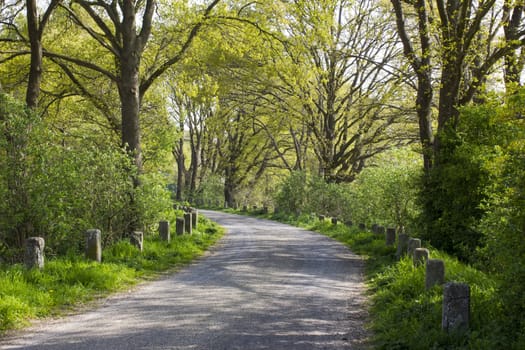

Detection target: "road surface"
[1, 210, 369, 349]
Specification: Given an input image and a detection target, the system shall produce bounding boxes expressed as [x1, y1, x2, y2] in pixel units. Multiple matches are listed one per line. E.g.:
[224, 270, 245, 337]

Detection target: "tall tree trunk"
[26, 0, 42, 109]
[7, 0, 58, 249]
[117, 0, 152, 232]
[119, 52, 143, 179]
[434, 58, 462, 163]
[189, 146, 199, 200]
[417, 74, 434, 171]
[175, 136, 185, 201]
[223, 168, 236, 208]
[392, 0, 434, 170]
[118, 61, 142, 232]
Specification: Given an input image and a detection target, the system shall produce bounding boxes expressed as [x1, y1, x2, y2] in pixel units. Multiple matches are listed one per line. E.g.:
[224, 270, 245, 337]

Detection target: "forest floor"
[0, 210, 370, 350]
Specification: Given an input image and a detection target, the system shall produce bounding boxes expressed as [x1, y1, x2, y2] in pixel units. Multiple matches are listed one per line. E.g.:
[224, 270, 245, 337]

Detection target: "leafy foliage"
[475, 90, 525, 346]
[274, 148, 422, 230]
[274, 171, 308, 214]
[418, 90, 525, 270]
[0, 92, 181, 259]
[419, 108, 495, 261]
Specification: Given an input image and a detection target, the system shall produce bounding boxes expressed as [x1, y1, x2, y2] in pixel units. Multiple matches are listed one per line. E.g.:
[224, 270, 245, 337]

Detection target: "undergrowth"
[0, 216, 223, 333]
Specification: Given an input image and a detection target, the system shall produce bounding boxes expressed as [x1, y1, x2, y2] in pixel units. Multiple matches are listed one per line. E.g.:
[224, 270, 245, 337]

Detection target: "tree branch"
[139, 0, 221, 96]
[42, 50, 118, 81]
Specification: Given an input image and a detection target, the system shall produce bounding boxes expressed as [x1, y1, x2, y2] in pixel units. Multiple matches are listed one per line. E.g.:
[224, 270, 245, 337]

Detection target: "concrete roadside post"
[176, 217, 185, 235]
[184, 212, 192, 234]
[442, 282, 470, 332]
[426, 259, 445, 289]
[159, 220, 170, 242]
[85, 229, 102, 262]
[130, 231, 144, 252]
[25, 237, 45, 269]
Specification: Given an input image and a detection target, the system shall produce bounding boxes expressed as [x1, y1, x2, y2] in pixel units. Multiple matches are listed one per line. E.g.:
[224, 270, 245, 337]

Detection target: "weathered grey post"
[176, 217, 185, 235]
[184, 212, 192, 234]
[386, 228, 396, 246]
[190, 210, 198, 229]
[396, 233, 409, 258]
[318, 215, 326, 221]
[331, 217, 338, 225]
[413, 248, 429, 267]
[442, 282, 470, 332]
[130, 231, 143, 252]
[407, 238, 421, 257]
[426, 259, 445, 289]
[85, 229, 102, 262]
[25, 237, 45, 269]
[358, 223, 366, 230]
[159, 220, 170, 242]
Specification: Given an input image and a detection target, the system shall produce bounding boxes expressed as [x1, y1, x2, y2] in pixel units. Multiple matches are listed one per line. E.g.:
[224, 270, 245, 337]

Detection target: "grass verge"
[0, 215, 224, 334]
[222, 208, 517, 350]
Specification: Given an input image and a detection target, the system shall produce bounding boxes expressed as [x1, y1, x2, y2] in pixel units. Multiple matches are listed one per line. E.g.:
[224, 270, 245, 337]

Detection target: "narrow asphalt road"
[1, 210, 369, 350]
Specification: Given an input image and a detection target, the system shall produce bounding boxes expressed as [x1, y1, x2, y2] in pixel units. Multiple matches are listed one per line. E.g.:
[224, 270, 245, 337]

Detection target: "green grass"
[227, 209, 517, 349]
[0, 216, 224, 333]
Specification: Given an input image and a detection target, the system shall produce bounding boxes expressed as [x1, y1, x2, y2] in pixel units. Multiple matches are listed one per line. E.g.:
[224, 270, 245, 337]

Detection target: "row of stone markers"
[317, 216, 471, 334]
[24, 208, 200, 268]
[385, 225, 470, 333]
[241, 205, 270, 214]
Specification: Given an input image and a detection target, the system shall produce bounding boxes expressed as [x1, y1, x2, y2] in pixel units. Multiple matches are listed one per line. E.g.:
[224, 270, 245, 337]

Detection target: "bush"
[476, 90, 525, 346]
[274, 148, 421, 230]
[136, 172, 178, 235]
[274, 171, 309, 214]
[416, 90, 525, 348]
[348, 149, 422, 231]
[0, 92, 183, 258]
[193, 173, 224, 207]
[28, 143, 136, 253]
[0, 93, 39, 257]
[419, 116, 493, 261]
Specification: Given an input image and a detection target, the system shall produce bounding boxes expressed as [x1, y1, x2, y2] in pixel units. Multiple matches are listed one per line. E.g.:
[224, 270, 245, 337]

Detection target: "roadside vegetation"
[0, 216, 223, 333]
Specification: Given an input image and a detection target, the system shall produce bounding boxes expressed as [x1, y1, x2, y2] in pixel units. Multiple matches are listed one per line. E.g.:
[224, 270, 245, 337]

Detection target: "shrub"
[0, 92, 181, 258]
[28, 142, 136, 253]
[192, 173, 224, 207]
[477, 90, 525, 346]
[273, 148, 421, 230]
[135, 172, 178, 235]
[274, 171, 309, 214]
[0, 93, 39, 257]
[347, 149, 422, 231]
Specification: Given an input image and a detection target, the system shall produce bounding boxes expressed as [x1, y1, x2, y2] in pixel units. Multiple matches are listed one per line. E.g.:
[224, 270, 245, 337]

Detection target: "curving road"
[1, 210, 369, 350]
